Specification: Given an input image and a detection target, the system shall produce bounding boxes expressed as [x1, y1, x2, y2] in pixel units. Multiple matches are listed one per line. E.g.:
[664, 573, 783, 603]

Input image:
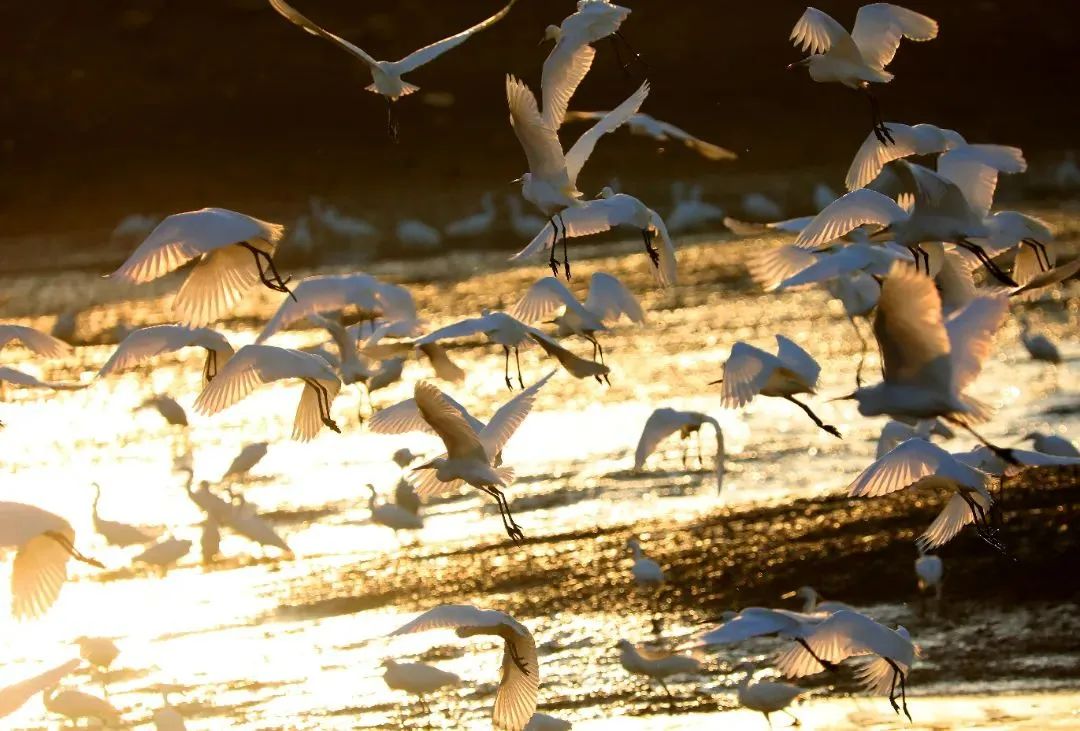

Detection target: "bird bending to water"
[132, 537, 192, 576]
[1019, 317, 1062, 364]
[268, 0, 519, 140]
[107, 208, 291, 326]
[368, 485, 423, 540]
[616, 639, 702, 699]
[223, 442, 270, 481]
[788, 4, 938, 145]
[392, 605, 538, 731]
[732, 663, 804, 729]
[42, 686, 121, 727]
[381, 659, 460, 717]
[1023, 432, 1079, 458]
[634, 408, 724, 488]
[99, 325, 234, 386]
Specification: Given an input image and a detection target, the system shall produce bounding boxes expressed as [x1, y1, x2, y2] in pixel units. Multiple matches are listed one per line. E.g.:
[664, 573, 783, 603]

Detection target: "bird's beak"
[786, 58, 810, 71]
[411, 460, 436, 472]
[780, 590, 796, 599]
[829, 392, 857, 402]
[510, 176, 523, 185]
[708, 378, 723, 385]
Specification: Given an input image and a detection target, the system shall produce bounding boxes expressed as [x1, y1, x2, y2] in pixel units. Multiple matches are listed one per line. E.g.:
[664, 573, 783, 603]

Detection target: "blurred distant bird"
[507, 196, 548, 239]
[0, 501, 103, 620]
[616, 640, 701, 698]
[524, 713, 573, 731]
[368, 485, 423, 540]
[111, 213, 158, 240]
[99, 325, 235, 386]
[741, 193, 784, 222]
[714, 335, 840, 438]
[393, 605, 538, 731]
[140, 395, 189, 427]
[107, 208, 291, 327]
[153, 692, 188, 731]
[194, 344, 342, 441]
[627, 537, 664, 590]
[75, 637, 119, 674]
[1022, 432, 1080, 458]
[787, 4, 939, 145]
[914, 546, 943, 601]
[397, 219, 443, 250]
[444, 193, 497, 238]
[51, 309, 79, 344]
[309, 198, 378, 239]
[0, 367, 86, 399]
[91, 483, 159, 547]
[133, 537, 192, 576]
[267, 0, 519, 139]
[381, 659, 460, 717]
[813, 182, 839, 211]
[732, 664, 804, 729]
[42, 686, 121, 727]
[565, 112, 736, 161]
[781, 586, 852, 614]
[634, 408, 724, 490]
[0, 324, 71, 357]
[228, 500, 293, 556]
[223, 442, 270, 481]
[1019, 318, 1062, 364]
[668, 183, 725, 233]
[0, 659, 80, 720]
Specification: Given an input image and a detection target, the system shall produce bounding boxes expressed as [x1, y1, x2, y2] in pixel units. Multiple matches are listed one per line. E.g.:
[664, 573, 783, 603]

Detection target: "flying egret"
[781, 586, 853, 614]
[0, 324, 71, 357]
[223, 442, 270, 481]
[512, 272, 644, 364]
[773, 609, 917, 721]
[107, 208, 291, 326]
[98, 325, 234, 386]
[524, 713, 573, 731]
[132, 537, 191, 576]
[445, 193, 497, 238]
[0, 502, 103, 620]
[700, 607, 835, 672]
[732, 664, 804, 729]
[268, 0, 518, 139]
[507, 74, 649, 277]
[845, 122, 965, 191]
[0, 659, 80, 719]
[713, 335, 840, 438]
[616, 639, 702, 699]
[406, 379, 546, 541]
[42, 686, 122, 727]
[140, 395, 189, 427]
[1019, 318, 1062, 364]
[633, 408, 724, 489]
[194, 344, 342, 441]
[91, 483, 158, 547]
[527, 331, 611, 384]
[914, 546, 943, 602]
[392, 605, 538, 731]
[787, 4, 939, 144]
[368, 485, 423, 540]
[511, 187, 676, 286]
[0, 367, 86, 396]
[1023, 432, 1080, 458]
[381, 659, 461, 717]
[564, 111, 736, 161]
[848, 438, 1000, 551]
[983, 211, 1056, 285]
[256, 273, 399, 343]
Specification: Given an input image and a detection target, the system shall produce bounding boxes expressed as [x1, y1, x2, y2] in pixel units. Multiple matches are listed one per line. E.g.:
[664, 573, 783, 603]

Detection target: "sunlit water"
[0, 226, 1077, 729]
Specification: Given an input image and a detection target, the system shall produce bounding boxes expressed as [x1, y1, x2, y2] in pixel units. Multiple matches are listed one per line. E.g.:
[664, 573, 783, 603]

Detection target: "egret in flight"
[565, 111, 736, 161]
[98, 325, 234, 386]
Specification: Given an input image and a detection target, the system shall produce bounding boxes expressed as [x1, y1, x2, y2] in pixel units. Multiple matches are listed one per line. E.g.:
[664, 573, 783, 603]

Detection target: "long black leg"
[44, 531, 104, 568]
[955, 238, 1017, 287]
[784, 395, 842, 438]
[502, 346, 513, 391]
[303, 378, 340, 433]
[613, 31, 649, 77]
[847, 316, 867, 388]
[548, 217, 560, 277]
[514, 346, 524, 389]
[608, 35, 629, 77]
[943, 416, 1019, 465]
[386, 98, 399, 143]
[795, 637, 838, 671]
[1021, 238, 1051, 272]
[864, 88, 894, 145]
[641, 229, 660, 268]
[884, 659, 911, 721]
[239, 243, 296, 300]
[558, 212, 571, 280]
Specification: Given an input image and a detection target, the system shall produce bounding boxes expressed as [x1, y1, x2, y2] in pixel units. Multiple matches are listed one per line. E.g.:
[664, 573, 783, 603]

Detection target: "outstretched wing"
[564, 82, 649, 186]
[851, 3, 939, 69]
[789, 7, 860, 59]
[98, 325, 204, 377]
[494, 633, 540, 731]
[652, 119, 737, 160]
[634, 408, 691, 469]
[937, 145, 1027, 219]
[479, 371, 556, 459]
[873, 263, 951, 390]
[585, 272, 644, 323]
[507, 76, 567, 182]
[414, 381, 487, 461]
[391, 604, 489, 635]
[649, 209, 678, 288]
[541, 43, 596, 130]
[917, 489, 991, 551]
[775, 335, 820, 387]
[510, 201, 614, 260]
[393, 0, 518, 72]
[794, 189, 906, 250]
[511, 277, 587, 325]
[720, 342, 781, 408]
[944, 295, 1007, 392]
[848, 438, 954, 497]
[268, 0, 379, 67]
[845, 123, 962, 191]
[0, 326, 71, 358]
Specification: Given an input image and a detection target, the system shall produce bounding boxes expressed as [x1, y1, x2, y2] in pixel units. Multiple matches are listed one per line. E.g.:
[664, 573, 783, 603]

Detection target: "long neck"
[92, 485, 101, 515]
[803, 591, 818, 612]
[630, 544, 643, 560]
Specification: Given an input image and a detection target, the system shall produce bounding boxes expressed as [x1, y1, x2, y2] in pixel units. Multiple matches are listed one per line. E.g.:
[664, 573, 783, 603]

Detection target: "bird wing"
[873, 263, 952, 390]
[193, 345, 270, 416]
[748, 245, 820, 293]
[774, 335, 820, 387]
[528, 332, 609, 380]
[480, 371, 556, 459]
[701, 608, 812, 645]
[510, 201, 615, 260]
[541, 43, 596, 130]
[845, 123, 955, 191]
[917, 489, 991, 551]
[720, 342, 782, 408]
[256, 274, 378, 342]
[0, 659, 81, 719]
[494, 633, 540, 731]
[773, 611, 876, 678]
[369, 398, 437, 436]
[11, 533, 70, 620]
[848, 438, 957, 497]
[392, 0, 518, 72]
[267, 0, 380, 67]
[415, 381, 488, 460]
[392, 603, 502, 635]
[634, 408, 691, 469]
[0, 367, 83, 390]
[565, 82, 649, 186]
[414, 315, 491, 345]
[652, 119, 737, 160]
[937, 145, 1027, 219]
[506, 76, 567, 181]
[173, 244, 261, 327]
[585, 272, 644, 323]
[98, 325, 204, 376]
[418, 342, 466, 383]
[294, 377, 341, 441]
[850, 654, 903, 694]
[511, 277, 584, 324]
[0, 326, 71, 358]
[789, 7, 861, 59]
[944, 295, 1007, 392]
[794, 189, 905, 250]
[851, 3, 939, 69]
[648, 209, 679, 288]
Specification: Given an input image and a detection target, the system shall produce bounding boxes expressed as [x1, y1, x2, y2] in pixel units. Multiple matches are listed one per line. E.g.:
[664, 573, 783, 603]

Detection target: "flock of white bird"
[1, 1, 1077, 729]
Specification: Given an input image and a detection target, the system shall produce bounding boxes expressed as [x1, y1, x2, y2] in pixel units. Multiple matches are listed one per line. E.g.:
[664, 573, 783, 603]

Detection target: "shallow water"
[0, 225, 1077, 729]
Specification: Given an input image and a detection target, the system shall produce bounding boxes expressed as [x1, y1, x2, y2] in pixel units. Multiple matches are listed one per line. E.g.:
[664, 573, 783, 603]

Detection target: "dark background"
[1, 0, 1076, 239]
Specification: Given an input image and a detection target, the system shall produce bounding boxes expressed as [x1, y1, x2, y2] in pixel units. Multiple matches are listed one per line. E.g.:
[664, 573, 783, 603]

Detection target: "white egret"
[98, 325, 234, 386]
[773, 609, 917, 721]
[564, 111, 736, 161]
[368, 485, 423, 539]
[1019, 318, 1062, 364]
[310, 198, 378, 238]
[700, 607, 834, 672]
[107, 208, 290, 326]
[845, 122, 965, 190]
[633, 408, 724, 489]
[91, 483, 158, 547]
[0, 324, 71, 357]
[42, 686, 122, 727]
[111, 212, 158, 240]
[914, 547, 943, 601]
[714, 335, 840, 438]
[524, 713, 572, 731]
[787, 4, 938, 144]
[229, 500, 293, 556]
[153, 692, 188, 731]
[133, 537, 191, 575]
[507, 196, 548, 239]
[396, 219, 443, 250]
[268, 0, 518, 139]
[527, 331, 611, 383]
[194, 344, 342, 441]
[75, 637, 119, 675]
[0, 659, 80, 719]
[392, 605, 538, 731]
[0, 502, 103, 619]
[627, 538, 664, 589]
[445, 193, 497, 238]
[984, 211, 1056, 286]
[848, 439, 1000, 551]
[1023, 432, 1079, 458]
[667, 183, 725, 233]
[381, 659, 460, 716]
[507, 74, 649, 277]
[223, 442, 270, 481]
[741, 193, 784, 222]
[140, 395, 189, 427]
[616, 640, 701, 698]
[511, 187, 676, 286]
[256, 273, 398, 343]
[781, 586, 853, 614]
[732, 664, 804, 729]
[876, 418, 952, 458]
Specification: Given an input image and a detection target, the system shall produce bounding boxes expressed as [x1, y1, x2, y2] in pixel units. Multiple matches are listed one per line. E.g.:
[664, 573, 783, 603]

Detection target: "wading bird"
[99, 325, 234, 386]
[392, 605, 538, 731]
[268, 0, 519, 140]
[381, 659, 460, 717]
[367, 485, 423, 540]
[524, 713, 573, 731]
[132, 537, 192, 576]
[788, 4, 938, 145]
[140, 395, 189, 427]
[42, 686, 121, 727]
[1019, 317, 1062, 364]
[616, 639, 702, 699]
[781, 586, 853, 614]
[633, 408, 724, 488]
[732, 664, 804, 729]
[1023, 432, 1079, 458]
[107, 208, 291, 327]
[0, 659, 80, 719]
[91, 483, 158, 547]
[914, 546, 943, 602]
[445, 193, 497, 239]
[223, 442, 270, 481]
